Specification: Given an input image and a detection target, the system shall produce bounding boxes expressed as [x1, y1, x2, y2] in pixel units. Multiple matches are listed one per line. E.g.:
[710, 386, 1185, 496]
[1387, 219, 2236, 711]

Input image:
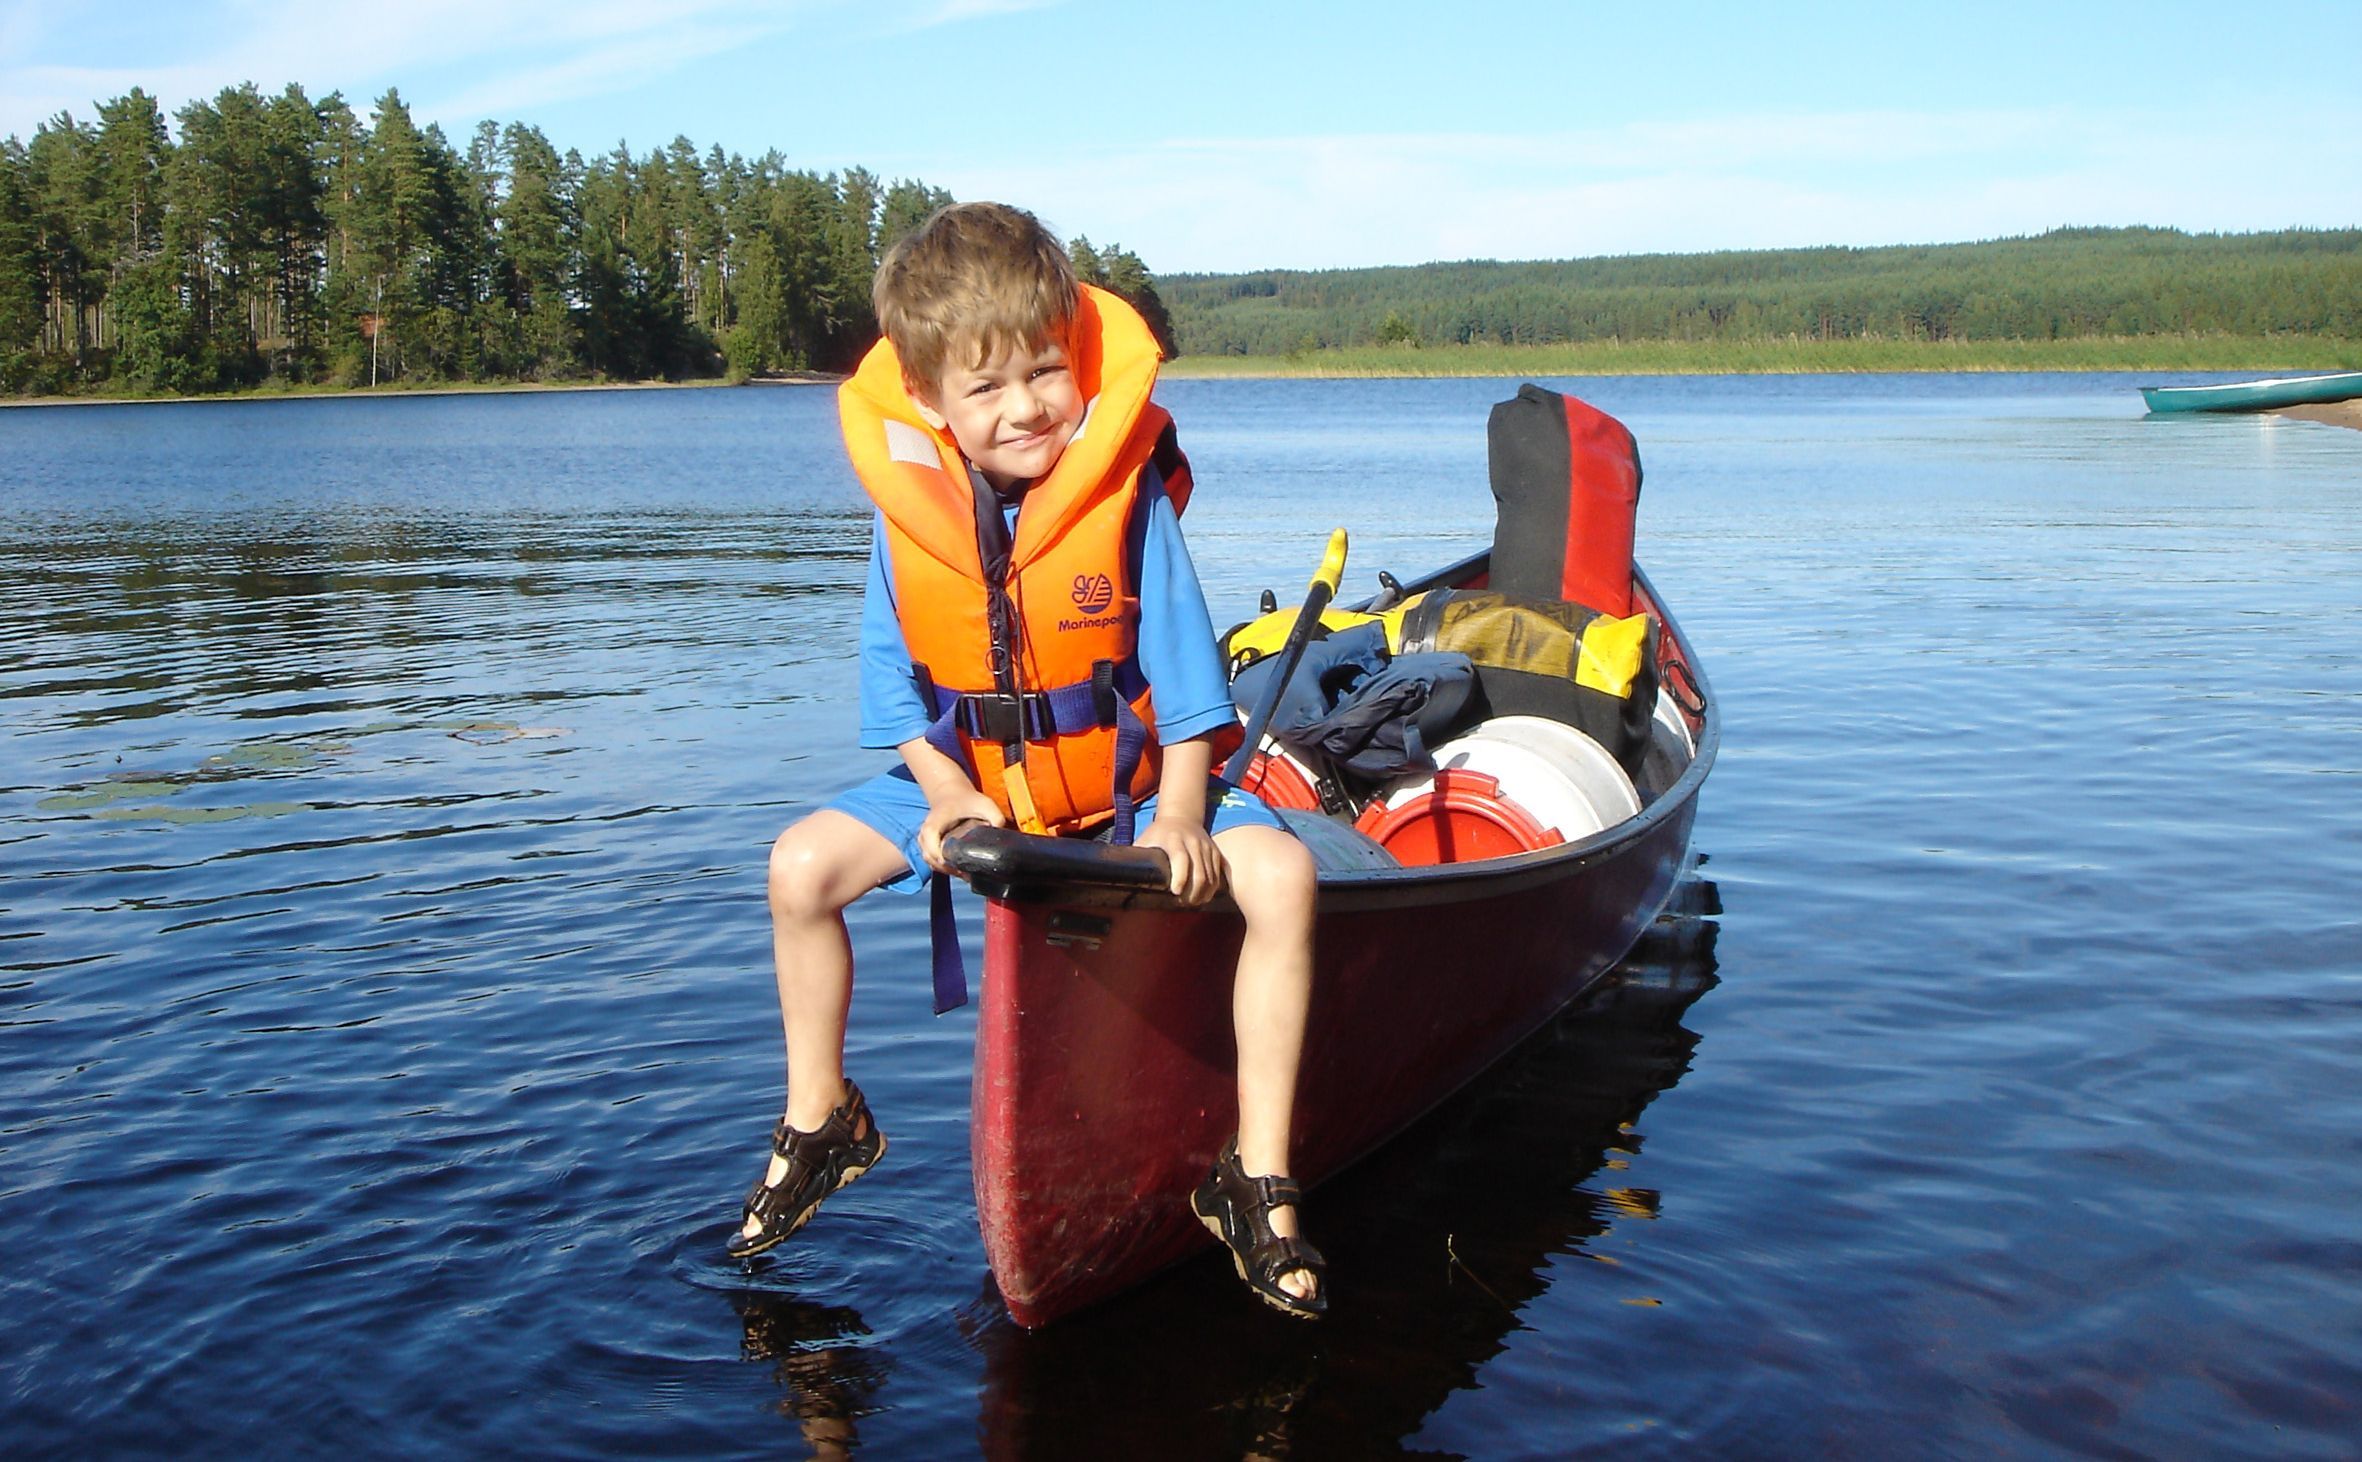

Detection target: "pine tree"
[499, 124, 578, 374]
[1090, 241, 1178, 358]
[260, 85, 327, 374]
[25, 113, 102, 368]
[0, 140, 46, 387]
[878, 178, 950, 253]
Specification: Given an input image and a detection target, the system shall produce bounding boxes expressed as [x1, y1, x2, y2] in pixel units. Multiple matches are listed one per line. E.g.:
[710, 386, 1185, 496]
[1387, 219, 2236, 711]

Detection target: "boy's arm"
[1130, 469, 1238, 746]
[857, 511, 937, 749]
[859, 512, 1004, 867]
[900, 733, 1005, 872]
[1130, 466, 1234, 903]
[1136, 731, 1222, 904]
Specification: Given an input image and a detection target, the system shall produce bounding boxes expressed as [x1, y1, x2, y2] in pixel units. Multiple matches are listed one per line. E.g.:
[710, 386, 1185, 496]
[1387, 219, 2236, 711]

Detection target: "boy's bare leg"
[1216, 822, 1321, 1301]
[747, 808, 911, 1237]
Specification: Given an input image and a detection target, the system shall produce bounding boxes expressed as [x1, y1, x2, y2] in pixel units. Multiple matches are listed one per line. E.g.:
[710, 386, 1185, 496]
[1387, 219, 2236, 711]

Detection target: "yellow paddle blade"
[1311, 528, 1348, 597]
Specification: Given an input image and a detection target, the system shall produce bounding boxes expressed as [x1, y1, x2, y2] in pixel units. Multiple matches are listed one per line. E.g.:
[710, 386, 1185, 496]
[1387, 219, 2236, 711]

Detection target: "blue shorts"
[825, 765, 1288, 895]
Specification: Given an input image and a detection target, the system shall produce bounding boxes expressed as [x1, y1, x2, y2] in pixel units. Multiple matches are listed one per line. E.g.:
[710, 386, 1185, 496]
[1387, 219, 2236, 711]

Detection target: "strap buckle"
[959, 691, 1055, 744]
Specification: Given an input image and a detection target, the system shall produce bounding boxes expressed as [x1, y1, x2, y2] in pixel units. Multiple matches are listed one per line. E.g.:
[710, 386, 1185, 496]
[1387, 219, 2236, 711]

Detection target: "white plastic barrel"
[1652, 686, 1695, 758]
[1374, 715, 1641, 842]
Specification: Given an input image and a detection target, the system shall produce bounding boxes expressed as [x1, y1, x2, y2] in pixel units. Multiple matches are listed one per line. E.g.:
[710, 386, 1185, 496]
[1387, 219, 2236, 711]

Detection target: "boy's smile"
[916, 335, 1084, 491]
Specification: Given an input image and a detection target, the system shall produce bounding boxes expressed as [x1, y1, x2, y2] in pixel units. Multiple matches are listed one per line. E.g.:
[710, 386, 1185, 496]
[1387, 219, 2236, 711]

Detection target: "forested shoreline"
[1159, 332, 2361, 380]
[1164, 227, 2362, 359]
[0, 83, 1167, 398]
[5, 80, 2356, 400]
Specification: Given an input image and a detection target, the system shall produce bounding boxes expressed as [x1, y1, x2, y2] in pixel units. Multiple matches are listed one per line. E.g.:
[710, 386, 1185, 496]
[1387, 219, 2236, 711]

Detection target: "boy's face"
[913, 331, 1083, 491]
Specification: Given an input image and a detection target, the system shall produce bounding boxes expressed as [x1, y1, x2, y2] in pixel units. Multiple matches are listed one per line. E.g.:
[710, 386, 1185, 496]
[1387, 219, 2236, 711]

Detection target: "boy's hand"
[1137, 813, 1227, 906]
[919, 785, 1006, 874]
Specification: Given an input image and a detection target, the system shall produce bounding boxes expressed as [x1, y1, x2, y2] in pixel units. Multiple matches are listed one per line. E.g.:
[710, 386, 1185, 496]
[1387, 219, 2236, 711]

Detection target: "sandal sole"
[729, 1133, 887, 1261]
[1192, 1191, 1325, 1320]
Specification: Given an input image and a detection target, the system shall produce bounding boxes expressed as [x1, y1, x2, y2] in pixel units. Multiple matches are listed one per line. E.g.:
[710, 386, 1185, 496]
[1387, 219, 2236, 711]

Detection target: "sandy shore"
[2273, 401, 2362, 432]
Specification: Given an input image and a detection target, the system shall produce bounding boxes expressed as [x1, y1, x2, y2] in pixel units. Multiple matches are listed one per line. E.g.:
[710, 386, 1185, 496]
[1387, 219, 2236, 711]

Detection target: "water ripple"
[5, 378, 2361, 1454]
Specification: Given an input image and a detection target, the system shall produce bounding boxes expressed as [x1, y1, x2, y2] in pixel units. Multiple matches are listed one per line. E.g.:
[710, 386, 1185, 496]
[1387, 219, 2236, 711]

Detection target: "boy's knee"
[1229, 829, 1317, 918]
[768, 824, 848, 919]
[1274, 838, 1318, 908]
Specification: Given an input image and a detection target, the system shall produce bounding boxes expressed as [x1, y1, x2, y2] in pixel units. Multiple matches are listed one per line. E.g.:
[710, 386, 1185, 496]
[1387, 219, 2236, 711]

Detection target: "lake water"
[4, 374, 2358, 1456]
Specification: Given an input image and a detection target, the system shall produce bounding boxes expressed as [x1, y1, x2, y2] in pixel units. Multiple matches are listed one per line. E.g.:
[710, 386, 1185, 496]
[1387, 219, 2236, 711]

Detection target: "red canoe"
[945, 550, 1717, 1327]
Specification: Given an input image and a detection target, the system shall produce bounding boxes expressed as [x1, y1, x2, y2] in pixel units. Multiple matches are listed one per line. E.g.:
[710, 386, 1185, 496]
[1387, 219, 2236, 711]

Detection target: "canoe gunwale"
[946, 553, 1718, 914]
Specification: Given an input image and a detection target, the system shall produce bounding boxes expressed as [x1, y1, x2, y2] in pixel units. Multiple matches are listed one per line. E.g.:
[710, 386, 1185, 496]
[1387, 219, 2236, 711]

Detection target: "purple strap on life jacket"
[927, 869, 965, 1015]
[913, 658, 1151, 1015]
[917, 660, 1149, 802]
[1109, 699, 1149, 845]
[919, 698, 972, 1014]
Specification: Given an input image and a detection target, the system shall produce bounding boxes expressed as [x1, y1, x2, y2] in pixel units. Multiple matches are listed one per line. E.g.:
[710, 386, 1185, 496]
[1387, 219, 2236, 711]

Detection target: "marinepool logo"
[1060, 572, 1119, 632]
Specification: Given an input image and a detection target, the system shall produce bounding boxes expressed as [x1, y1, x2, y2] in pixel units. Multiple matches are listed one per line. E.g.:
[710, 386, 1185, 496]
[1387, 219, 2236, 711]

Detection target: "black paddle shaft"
[1222, 530, 1349, 785]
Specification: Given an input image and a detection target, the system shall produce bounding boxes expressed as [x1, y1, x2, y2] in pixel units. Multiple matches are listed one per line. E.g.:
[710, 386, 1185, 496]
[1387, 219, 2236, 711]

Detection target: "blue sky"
[5, 0, 2356, 273]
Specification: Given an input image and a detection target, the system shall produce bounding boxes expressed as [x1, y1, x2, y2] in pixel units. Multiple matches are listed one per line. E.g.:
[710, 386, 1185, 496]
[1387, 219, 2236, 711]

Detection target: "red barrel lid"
[1241, 750, 1320, 811]
[1352, 769, 1564, 867]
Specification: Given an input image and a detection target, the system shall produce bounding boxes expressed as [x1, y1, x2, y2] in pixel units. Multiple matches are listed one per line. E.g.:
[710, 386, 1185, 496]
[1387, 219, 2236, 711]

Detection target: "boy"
[731, 203, 1324, 1317]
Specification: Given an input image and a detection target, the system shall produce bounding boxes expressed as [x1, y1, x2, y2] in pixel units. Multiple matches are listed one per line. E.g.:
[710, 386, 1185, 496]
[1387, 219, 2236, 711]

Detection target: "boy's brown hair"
[872, 201, 1079, 398]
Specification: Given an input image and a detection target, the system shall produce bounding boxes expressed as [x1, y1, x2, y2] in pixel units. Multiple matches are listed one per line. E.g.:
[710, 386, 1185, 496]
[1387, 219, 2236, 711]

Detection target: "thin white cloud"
[422, 15, 778, 126]
[924, 104, 2362, 271]
[912, 0, 1065, 23]
[0, 0, 821, 138]
[11, 11, 2353, 276]
[1136, 109, 2082, 190]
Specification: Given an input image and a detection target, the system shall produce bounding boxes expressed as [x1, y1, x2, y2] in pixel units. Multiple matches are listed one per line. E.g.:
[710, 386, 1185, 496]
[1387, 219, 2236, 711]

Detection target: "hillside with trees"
[0, 82, 1170, 398]
[8, 82, 2353, 396]
[1162, 228, 2362, 358]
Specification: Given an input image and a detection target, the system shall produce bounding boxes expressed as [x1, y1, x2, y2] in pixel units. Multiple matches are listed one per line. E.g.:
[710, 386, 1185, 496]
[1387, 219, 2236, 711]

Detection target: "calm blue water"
[4, 375, 2358, 1456]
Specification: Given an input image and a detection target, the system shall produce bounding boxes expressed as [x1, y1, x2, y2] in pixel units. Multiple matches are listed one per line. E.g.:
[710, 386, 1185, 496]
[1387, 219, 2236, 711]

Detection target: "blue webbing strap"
[927, 868, 965, 1015]
[918, 695, 972, 1015]
[1109, 700, 1148, 846]
[919, 663, 1148, 784]
[912, 659, 1151, 1013]
[920, 694, 966, 767]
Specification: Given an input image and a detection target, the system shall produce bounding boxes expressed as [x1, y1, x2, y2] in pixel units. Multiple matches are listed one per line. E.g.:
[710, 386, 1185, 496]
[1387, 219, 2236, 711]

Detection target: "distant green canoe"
[2140, 371, 2362, 414]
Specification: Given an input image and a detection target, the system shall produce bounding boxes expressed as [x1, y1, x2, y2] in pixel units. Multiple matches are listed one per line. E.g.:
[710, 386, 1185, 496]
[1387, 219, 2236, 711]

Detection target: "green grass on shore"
[15, 335, 2358, 406]
[1161, 334, 2362, 379]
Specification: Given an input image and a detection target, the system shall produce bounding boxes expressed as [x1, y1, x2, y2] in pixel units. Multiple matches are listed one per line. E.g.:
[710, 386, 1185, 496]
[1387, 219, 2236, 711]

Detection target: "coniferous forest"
[1162, 227, 2362, 357]
[0, 83, 1169, 397]
[4, 81, 2356, 397]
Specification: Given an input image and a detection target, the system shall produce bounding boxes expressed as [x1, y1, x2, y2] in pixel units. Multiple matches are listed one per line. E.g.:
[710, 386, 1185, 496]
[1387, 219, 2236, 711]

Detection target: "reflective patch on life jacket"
[885, 419, 939, 467]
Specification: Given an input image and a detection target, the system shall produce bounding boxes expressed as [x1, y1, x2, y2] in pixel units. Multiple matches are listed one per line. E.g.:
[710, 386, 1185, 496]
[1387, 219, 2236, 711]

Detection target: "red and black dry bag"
[1485, 383, 1640, 617]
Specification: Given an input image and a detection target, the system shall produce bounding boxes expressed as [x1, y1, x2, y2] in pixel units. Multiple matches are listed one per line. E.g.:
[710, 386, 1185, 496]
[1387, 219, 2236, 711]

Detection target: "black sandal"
[1190, 1137, 1328, 1319]
[728, 1080, 887, 1260]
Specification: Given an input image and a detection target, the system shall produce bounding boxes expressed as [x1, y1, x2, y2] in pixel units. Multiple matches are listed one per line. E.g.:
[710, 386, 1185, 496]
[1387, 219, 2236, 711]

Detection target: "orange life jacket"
[837, 285, 1202, 836]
